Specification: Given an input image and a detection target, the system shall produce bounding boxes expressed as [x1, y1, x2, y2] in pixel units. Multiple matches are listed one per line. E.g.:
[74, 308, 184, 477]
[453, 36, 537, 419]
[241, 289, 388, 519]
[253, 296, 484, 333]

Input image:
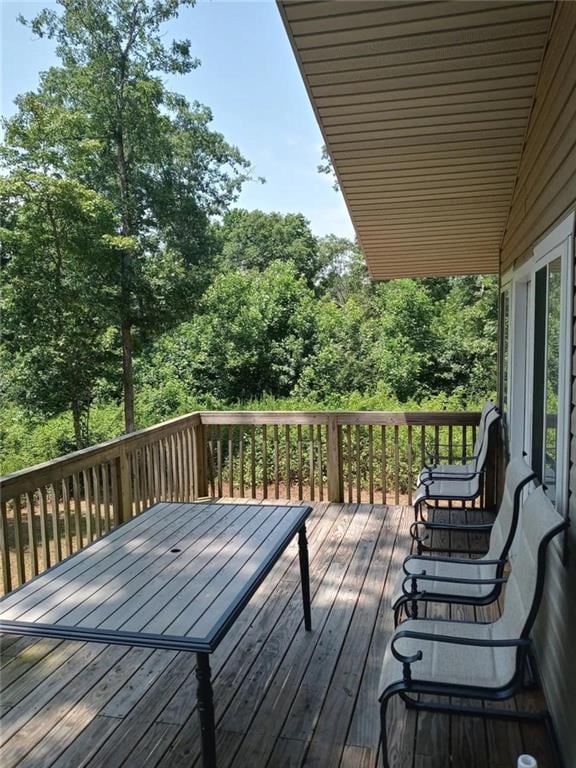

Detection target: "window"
[508, 212, 573, 518]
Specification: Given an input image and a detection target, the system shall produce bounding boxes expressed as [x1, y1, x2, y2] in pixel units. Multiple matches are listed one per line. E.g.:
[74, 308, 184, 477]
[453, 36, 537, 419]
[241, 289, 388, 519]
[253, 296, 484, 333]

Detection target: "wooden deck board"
[0, 502, 559, 768]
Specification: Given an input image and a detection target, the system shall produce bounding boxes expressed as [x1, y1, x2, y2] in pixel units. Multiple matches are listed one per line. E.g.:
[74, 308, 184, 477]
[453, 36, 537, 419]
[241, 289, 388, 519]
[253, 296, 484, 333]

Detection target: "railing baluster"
[49, 484, 62, 564]
[101, 464, 110, 534]
[228, 426, 234, 498]
[239, 426, 245, 498]
[407, 425, 413, 506]
[39, 487, 51, 570]
[217, 426, 223, 498]
[12, 496, 25, 585]
[170, 434, 178, 501]
[356, 425, 361, 504]
[471, 424, 478, 508]
[309, 425, 315, 502]
[368, 424, 374, 504]
[186, 424, 197, 501]
[72, 473, 82, 548]
[26, 491, 38, 576]
[420, 425, 426, 468]
[92, 467, 102, 539]
[146, 444, 154, 506]
[394, 425, 400, 506]
[250, 425, 256, 499]
[262, 425, 268, 499]
[62, 478, 73, 553]
[82, 468, 93, 541]
[0, 501, 12, 594]
[274, 425, 279, 499]
[297, 425, 303, 500]
[206, 429, 215, 499]
[317, 425, 323, 501]
[178, 432, 185, 501]
[346, 425, 353, 504]
[285, 425, 291, 501]
[159, 439, 166, 501]
[381, 425, 387, 505]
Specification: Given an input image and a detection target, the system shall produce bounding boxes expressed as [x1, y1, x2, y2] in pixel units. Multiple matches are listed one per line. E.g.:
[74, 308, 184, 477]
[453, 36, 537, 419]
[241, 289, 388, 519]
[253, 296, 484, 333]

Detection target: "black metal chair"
[379, 484, 567, 768]
[410, 406, 501, 554]
[392, 456, 536, 625]
[418, 401, 497, 483]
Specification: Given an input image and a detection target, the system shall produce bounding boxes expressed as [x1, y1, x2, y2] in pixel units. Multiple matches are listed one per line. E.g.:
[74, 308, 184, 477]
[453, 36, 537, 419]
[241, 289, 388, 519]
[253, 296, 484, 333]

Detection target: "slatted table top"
[0, 501, 312, 653]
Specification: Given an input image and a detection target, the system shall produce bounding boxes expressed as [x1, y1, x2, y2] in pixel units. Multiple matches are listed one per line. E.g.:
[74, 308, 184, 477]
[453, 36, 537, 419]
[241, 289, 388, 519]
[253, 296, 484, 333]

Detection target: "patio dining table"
[0, 500, 313, 768]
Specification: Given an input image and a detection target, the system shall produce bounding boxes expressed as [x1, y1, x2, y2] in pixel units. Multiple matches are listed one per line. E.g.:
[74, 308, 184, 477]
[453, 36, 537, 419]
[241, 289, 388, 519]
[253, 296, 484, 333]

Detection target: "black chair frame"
[379, 517, 568, 768]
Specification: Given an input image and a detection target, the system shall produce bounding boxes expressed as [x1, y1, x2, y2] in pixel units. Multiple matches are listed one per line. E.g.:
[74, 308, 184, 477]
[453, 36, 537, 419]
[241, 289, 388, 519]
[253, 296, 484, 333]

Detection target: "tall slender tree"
[3, 0, 252, 431]
[0, 173, 119, 447]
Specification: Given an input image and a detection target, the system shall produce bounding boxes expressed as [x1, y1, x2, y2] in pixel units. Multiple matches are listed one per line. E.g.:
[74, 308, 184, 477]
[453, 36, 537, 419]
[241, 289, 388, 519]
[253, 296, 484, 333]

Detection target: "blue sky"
[0, 0, 354, 238]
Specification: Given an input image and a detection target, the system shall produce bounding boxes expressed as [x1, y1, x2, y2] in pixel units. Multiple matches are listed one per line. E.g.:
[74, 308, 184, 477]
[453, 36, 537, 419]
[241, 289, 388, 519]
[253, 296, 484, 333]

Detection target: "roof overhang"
[279, 0, 555, 279]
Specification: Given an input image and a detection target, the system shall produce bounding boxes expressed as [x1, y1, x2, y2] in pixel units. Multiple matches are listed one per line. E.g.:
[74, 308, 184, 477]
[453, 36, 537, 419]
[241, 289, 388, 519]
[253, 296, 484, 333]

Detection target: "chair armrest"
[420, 521, 493, 533]
[401, 573, 506, 597]
[409, 521, 430, 546]
[393, 630, 530, 651]
[403, 554, 504, 572]
[390, 630, 529, 682]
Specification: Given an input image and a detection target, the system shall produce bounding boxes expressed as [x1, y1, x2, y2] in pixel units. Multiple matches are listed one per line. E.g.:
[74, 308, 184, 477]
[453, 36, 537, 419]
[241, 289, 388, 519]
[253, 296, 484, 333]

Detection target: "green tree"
[316, 235, 371, 305]
[368, 279, 437, 401]
[433, 276, 498, 398]
[297, 297, 374, 400]
[0, 173, 119, 447]
[138, 261, 317, 402]
[5, 0, 252, 432]
[214, 209, 321, 287]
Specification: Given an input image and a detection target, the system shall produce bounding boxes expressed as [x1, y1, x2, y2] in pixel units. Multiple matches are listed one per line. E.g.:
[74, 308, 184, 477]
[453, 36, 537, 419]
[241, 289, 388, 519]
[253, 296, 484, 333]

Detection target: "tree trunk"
[122, 314, 135, 433]
[72, 402, 84, 450]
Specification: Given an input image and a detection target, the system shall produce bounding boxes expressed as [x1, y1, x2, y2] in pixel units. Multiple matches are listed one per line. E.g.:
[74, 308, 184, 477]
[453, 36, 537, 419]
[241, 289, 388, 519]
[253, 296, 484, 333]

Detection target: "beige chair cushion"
[379, 617, 516, 697]
[414, 475, 478, 505]
[418, 462, 476, 484]
[391, 557, 499, 608]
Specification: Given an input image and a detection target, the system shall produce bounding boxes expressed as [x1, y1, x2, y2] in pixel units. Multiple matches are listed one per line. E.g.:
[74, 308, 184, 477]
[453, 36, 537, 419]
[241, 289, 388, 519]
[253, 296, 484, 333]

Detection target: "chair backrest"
[471, 402, 497, 459]
[473, 406, 500, 474]
[497, 485, 567, 641]
[485, 456, 536, 562]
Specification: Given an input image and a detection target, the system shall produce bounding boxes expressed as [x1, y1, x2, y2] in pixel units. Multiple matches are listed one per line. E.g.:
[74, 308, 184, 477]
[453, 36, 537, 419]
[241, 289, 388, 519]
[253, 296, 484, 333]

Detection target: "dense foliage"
[0, 2, 498, 474]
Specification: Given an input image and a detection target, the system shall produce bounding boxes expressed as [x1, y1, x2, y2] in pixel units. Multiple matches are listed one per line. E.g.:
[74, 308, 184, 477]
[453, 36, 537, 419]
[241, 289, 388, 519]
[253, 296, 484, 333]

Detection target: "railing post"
[192, 422, 208, 499]
[326, 415, 343, 503]
[115, 447, 132, 523]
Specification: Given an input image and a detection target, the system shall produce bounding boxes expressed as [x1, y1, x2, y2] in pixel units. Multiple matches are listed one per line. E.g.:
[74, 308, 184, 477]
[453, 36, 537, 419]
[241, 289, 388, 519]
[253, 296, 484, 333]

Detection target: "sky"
[0, 0, 354, 238]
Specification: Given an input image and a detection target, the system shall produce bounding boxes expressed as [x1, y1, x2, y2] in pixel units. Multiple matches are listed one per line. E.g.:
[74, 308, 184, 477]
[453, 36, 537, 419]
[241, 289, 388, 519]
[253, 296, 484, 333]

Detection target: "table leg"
[298, 524, 312, 630]
[196, 652, 217, 768]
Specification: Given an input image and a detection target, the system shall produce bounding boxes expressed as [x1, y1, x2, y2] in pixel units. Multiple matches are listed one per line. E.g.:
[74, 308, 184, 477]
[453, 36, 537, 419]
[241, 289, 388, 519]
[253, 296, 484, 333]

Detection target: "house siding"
[499, 3, 576, 764]
[500, 2, 576, 272]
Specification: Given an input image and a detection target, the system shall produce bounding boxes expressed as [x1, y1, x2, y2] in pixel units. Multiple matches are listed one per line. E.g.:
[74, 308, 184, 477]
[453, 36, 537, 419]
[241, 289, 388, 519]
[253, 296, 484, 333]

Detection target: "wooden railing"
[0, 410, 481, 595]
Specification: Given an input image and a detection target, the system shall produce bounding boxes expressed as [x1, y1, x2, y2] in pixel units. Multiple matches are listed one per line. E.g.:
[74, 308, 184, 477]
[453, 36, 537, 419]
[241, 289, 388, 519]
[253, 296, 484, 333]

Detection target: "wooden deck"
[0, 501, 557, 768]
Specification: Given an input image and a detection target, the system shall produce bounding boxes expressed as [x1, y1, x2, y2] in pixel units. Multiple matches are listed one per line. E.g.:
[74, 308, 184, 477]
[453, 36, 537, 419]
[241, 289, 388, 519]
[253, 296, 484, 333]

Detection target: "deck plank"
[301, 505, 403, 767]
[0, 501, 559, 768]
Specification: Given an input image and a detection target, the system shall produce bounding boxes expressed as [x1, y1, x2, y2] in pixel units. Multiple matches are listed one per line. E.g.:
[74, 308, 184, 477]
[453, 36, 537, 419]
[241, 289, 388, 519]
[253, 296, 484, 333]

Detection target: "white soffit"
[279, 0, 554, 279]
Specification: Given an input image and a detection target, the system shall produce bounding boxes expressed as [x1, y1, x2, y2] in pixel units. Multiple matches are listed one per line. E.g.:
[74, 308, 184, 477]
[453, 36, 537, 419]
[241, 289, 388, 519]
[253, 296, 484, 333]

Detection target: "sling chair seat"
[379, 617, 516, 695]
[390, 556, 500, 607]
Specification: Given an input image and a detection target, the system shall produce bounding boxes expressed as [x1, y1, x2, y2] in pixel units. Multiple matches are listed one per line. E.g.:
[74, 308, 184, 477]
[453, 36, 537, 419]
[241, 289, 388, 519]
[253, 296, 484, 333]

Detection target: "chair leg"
[523, 651, 540, 689]
[379, 693, 393, 768]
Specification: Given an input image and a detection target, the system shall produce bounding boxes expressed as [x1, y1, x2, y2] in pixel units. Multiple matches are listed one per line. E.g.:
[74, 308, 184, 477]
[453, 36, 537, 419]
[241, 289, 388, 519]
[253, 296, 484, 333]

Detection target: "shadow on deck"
[0, 501, 557, 767]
